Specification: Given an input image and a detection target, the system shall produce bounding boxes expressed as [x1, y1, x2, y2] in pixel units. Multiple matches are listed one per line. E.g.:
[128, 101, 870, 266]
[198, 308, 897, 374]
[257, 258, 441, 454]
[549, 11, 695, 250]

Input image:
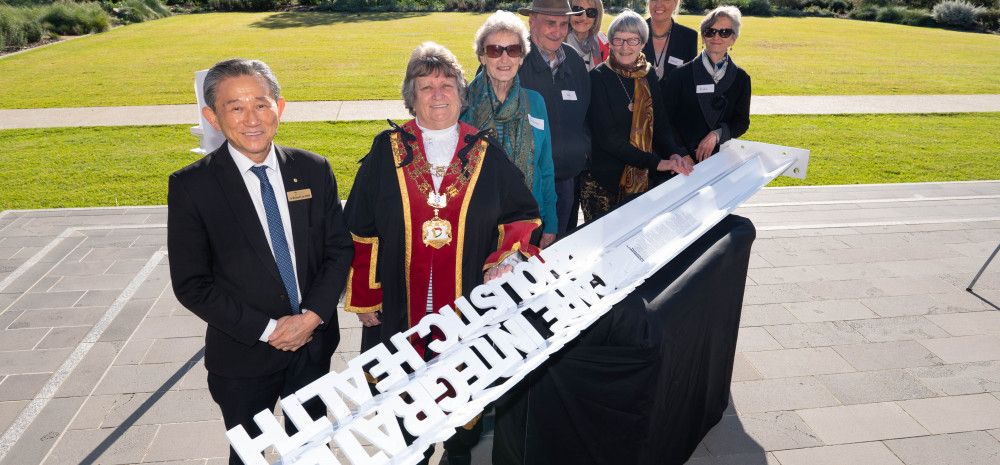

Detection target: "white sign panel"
[227, 139, 809, 465]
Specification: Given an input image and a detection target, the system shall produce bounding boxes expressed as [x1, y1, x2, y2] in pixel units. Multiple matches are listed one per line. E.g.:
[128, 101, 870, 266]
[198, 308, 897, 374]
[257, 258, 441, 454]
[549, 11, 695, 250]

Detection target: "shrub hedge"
[115, 0, 171, 23]
[977, 7, 1000, 28]
[40, 2, 109, 35]
[0, 5, 45, 48]
[207, 0, 283, 11]
[0, 0, 169, 52]
[932, 0, 984, 28]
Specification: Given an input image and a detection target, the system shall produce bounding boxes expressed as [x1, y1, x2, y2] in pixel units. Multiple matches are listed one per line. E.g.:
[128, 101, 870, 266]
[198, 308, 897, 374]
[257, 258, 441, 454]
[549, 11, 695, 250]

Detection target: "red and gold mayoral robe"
[343, 120, 541, 356]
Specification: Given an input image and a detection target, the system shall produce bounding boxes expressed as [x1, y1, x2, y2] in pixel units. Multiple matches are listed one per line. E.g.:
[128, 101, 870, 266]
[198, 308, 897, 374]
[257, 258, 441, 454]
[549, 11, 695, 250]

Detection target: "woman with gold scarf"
[583, 9, 692, 220]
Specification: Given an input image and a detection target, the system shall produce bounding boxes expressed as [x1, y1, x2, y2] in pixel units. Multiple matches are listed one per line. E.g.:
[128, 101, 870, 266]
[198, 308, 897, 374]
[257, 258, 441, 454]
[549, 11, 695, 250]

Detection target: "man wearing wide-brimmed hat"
[517, 0, 592, 239]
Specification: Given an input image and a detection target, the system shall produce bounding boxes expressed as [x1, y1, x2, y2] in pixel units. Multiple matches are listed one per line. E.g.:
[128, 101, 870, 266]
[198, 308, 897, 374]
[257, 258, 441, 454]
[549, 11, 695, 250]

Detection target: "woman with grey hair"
[461, 10, 557, 248]
[342, 41, 542, 465]
[663, 5, 750, 162]
[583, 9, 691, 220]
[567, 0, 609, 70]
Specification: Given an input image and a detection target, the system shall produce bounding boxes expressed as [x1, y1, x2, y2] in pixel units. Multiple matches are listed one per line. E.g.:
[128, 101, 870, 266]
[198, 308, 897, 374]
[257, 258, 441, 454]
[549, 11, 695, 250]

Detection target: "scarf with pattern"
[463, 72, 535, 189]
[608, 53, 654, 197]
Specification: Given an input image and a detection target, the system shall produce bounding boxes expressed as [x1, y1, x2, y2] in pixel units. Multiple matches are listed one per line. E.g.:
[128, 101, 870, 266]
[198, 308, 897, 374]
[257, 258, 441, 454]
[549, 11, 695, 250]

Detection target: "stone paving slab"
[772, 442, 906, 465]
[0, 180, 999, 464]
[2, 95, 1000, 129]
[884, 431, 1000, 465]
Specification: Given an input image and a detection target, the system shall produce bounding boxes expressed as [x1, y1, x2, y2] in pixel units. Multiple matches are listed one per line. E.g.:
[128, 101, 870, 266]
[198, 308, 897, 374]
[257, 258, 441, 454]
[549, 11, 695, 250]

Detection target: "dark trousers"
[554, 177, 578, 237]
[208, 350, 331, 465]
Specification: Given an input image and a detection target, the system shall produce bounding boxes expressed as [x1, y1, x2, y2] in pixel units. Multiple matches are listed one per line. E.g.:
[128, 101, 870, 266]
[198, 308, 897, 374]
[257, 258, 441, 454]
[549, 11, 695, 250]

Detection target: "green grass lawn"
[1, 12, 999, 109]
[1, 114, 997, 210]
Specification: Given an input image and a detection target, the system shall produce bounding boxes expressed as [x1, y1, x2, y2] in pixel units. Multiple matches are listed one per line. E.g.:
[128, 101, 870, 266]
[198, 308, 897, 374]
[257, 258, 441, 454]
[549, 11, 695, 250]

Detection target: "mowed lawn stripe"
[1, 13, 999, 109]
[1, 114, 997, 210]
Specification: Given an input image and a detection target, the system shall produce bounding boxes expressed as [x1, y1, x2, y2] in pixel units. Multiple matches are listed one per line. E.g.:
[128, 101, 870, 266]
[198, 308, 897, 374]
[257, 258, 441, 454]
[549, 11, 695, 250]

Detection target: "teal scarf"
[463, 72, 535, 189]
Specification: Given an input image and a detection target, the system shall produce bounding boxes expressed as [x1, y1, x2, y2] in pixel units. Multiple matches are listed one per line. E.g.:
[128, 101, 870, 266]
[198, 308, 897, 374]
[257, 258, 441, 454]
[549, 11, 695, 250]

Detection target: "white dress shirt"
[228, 144, 301, 342]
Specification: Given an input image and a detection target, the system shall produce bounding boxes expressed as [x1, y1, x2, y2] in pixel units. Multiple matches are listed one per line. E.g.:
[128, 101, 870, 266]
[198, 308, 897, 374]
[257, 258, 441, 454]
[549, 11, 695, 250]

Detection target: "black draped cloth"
[493, 214, 755, 465]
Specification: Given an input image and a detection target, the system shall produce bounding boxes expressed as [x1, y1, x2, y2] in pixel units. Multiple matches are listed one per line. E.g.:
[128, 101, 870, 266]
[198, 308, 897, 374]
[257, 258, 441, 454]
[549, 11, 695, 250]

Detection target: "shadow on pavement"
[78, 347, 206, 465]
[684, 398, 769, 465]
[967, 289, 999, 311]
[251, 11, 428, 29]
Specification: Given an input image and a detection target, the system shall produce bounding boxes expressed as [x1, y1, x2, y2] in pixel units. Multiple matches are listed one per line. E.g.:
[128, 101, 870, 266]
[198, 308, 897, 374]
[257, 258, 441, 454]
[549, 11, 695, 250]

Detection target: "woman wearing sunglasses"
[566, 0, 609, 71]
[583, 9, 691, 220]
[461, 10, 558, 248]
[662, 6, 751, 163]
[643, 0, 697, 94]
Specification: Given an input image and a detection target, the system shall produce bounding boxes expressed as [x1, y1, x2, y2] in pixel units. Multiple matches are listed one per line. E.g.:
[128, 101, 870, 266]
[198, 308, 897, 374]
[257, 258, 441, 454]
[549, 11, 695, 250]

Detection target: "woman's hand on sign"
[696, 131, 719, 161]
[484, 264, 514, 282]
[658, 155, 693, 176]
[358, 312, 381, 327]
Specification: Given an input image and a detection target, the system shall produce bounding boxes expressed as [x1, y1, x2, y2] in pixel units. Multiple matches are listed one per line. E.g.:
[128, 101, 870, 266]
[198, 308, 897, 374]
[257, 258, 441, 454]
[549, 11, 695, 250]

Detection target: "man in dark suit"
[167, 58, 353, 465]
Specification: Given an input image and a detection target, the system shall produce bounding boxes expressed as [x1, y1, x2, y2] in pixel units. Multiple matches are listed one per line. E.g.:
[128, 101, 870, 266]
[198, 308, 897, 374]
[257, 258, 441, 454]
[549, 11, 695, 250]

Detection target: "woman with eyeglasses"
[461, 10, 558, 248]
[643, 0, 697, 93]
[566, 0, 609, 71]
[663, 6, 751, 163]
[582, 9, 691, 220]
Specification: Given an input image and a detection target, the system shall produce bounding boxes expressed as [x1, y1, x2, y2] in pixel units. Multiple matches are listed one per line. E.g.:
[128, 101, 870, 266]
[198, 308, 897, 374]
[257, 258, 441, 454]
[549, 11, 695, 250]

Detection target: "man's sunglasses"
[484, 44, 524, 58]
[571, 5, 599, 18]
[704, 28, 735, 38]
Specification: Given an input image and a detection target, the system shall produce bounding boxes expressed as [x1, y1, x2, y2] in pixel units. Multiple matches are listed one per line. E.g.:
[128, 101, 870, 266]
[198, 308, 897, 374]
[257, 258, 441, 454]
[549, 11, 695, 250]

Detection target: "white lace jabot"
[416, 121, 459, 190]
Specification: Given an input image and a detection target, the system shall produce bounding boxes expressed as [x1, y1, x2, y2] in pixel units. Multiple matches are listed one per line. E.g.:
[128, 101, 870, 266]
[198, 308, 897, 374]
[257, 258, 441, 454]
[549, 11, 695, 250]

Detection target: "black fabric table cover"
[493, 214, 756, 465]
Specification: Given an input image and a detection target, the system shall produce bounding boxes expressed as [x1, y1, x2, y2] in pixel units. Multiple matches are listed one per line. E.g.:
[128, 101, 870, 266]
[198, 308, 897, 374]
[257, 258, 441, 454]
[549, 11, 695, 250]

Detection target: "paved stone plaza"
[0, 180, 998, 465]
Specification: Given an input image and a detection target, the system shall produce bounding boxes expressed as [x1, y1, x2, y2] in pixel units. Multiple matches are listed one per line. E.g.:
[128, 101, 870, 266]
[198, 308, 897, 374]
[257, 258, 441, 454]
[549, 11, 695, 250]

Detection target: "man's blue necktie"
[249, 165, 300, 314]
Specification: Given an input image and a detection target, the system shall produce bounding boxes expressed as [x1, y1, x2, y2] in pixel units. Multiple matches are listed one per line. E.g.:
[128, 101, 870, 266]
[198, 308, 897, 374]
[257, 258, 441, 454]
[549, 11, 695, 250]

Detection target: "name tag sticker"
[561, 90, 578, 101]
[667, 56, 684, 67]
[287, 188, 312, 202]
[528, 115, 545, 130]
[696, 84, 715, 94]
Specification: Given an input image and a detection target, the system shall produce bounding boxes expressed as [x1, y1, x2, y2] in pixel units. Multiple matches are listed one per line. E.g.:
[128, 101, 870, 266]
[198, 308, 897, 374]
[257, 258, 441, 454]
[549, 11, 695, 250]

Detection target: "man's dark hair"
[203, 58, 282, 111]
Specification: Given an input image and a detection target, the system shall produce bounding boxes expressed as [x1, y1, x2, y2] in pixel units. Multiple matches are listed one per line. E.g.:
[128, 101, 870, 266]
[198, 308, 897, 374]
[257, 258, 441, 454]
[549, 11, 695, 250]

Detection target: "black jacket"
[663, 55, 751, 157]
[642, 19, 698, 99]
[167, 143, 353, 378]
[587, 63, 683, 196]
[518, 42, 591, 180]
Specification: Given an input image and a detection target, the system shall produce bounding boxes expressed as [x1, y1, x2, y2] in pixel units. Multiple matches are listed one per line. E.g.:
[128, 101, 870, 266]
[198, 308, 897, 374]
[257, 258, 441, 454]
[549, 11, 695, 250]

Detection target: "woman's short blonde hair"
[401, 42, 467, 116]
[647, 0, 681, 17]
[473, 10, 531, 57]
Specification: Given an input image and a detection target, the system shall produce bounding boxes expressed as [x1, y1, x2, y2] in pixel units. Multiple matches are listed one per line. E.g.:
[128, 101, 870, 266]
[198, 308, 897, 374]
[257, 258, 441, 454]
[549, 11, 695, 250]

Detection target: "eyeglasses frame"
[703, 28, 735, 39]
[571, 5, 599, 18]
[610, 36, 642, 46]
[483, 43, 525, 59]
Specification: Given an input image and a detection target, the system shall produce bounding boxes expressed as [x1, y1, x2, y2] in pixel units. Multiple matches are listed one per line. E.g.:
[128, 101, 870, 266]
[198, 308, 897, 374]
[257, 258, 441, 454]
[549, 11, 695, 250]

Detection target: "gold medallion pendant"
[427, 191, 448, 209]
[422, 209, 452, 249]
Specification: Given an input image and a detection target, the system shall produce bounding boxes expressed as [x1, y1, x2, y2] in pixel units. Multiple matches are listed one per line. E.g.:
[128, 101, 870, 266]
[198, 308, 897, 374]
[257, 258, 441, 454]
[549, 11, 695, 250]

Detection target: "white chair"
[190, 69, 226, 155]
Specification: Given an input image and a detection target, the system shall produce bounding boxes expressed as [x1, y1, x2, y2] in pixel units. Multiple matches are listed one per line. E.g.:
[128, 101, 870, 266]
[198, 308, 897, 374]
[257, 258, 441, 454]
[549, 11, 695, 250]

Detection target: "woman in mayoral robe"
[342, 41, 543, 465]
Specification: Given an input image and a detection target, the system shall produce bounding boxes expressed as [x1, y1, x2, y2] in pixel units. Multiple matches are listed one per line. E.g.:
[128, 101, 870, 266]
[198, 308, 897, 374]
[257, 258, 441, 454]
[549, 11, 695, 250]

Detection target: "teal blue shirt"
[461, 89, 558, 234]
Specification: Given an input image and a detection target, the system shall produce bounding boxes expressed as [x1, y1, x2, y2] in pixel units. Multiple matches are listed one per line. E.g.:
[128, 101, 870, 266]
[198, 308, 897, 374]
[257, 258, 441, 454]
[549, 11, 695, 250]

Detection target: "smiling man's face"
[203, 74, 285, 163]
